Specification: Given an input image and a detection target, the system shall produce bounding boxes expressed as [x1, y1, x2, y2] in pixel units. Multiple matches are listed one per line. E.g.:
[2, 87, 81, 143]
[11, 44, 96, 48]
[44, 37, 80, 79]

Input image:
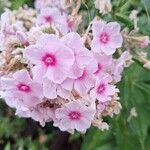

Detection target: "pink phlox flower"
[37, 7, 62, 25]
[91, 21, 123, 55]
[91, 73, 118, 102]
[1, 69, 43, 107]
[54, 101, 96, 132]
[24, 33, 74, 84]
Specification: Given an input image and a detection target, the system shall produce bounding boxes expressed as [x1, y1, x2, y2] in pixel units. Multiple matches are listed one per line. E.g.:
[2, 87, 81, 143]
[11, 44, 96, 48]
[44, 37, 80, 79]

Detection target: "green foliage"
[11, 0, 34, 9]
[81, 127, 116, 150]
[82, 62, 150, 150]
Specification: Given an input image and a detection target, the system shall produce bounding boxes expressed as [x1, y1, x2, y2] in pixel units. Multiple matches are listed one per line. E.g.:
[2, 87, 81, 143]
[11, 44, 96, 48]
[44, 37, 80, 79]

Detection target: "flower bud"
[94, 0, 112, 15]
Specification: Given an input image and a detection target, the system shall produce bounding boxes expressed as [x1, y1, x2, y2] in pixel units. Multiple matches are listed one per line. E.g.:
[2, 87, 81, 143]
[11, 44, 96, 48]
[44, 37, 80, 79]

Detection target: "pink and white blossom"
[91, 74, 118, 102]
[54, 101, 96, 132]
[37, 7, 61, 25]
[1, 70, 43, 107]
[24, 34, 74, 84]
[91, 21, 123, 55]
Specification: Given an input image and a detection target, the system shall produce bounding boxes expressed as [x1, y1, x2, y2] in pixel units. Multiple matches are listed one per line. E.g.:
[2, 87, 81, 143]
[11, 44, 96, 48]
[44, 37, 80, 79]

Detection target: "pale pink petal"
[1, 78, 16, 90]
[37, 34, 61, 51]
[61, 78, 74, 91]
[30, 82, 43, 98]
[81, 108, 95, 120]
[101, 44, 116, 55]
[62, 32, 84, 51]
[13, 70, 32, 83]
[55, 108, 70, 119]
[68, 63, 83, 79]
[104, 22, 121, 34]
[23, 96, 41, 107]
[91, 38, 102, 53]
[76, 49, 92, 68]
[109, 34, 123, 48]
[43, 78, 57, 99]
[74, 118, 91, 132]
[46, 66, 67, 84]
[65, 101, 82, 110]
[86, 58, 98, 73]
[32, 65, 47, 83]
[55, 46, 74, 68]
[97, 94, 109, 102]
[5, 97, 28, 111]
[74, 80, 88, 95]
[92, 21, 106, 37]
[105, 85, 116, 95]
[83, 75, 95, 89]
[24, 45, 45, 64]
[54, 118, 71, 131]
[57, 86, 70, 99]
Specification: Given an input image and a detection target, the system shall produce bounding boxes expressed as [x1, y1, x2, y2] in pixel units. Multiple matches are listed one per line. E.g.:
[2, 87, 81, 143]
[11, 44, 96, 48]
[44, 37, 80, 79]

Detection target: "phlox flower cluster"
[0, 1, 131, 133]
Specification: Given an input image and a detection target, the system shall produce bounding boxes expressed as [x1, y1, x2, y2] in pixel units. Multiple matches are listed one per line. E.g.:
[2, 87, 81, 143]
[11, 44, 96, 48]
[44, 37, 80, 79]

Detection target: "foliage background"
[0, 0, 150, 149]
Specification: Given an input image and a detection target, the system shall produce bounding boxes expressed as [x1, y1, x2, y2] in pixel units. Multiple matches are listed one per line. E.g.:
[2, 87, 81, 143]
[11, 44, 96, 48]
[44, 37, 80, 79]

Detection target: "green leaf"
[81, 127, 115, 150]
[115, 13, 134, 29]
[11, 0, 34, 9]
[115, 62, 150, 150]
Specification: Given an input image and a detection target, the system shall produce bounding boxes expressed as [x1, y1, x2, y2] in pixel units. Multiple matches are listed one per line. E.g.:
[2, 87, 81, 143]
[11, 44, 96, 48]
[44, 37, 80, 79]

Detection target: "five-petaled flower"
[24, 34, 75, 84]
[1, 70, 43, 107]
[91, 74, 118, 102]
[91, 21, 123, 55]
[54, 101, 96, 132]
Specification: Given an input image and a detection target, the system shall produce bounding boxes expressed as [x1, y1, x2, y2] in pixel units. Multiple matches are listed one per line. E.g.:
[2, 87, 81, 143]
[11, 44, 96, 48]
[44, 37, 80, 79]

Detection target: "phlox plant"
[0, 0, 149, 136]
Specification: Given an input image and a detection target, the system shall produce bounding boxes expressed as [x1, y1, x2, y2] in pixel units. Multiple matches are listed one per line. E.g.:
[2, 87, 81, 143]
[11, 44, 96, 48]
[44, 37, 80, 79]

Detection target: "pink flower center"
[97, 83, 106, 94]
[44, 16, 53, 23]
[17, 83, 31, 93]
[42, 53, 56, 67]
[94, 64, 102, 75]
[99, 32, 109, 44]
[77, 70, 86, 80]
[68, 111, 81, 120]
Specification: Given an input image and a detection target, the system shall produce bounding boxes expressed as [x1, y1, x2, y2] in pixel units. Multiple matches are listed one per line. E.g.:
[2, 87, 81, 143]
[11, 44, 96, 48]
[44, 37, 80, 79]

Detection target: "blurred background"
[0, 0, 150, 150]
